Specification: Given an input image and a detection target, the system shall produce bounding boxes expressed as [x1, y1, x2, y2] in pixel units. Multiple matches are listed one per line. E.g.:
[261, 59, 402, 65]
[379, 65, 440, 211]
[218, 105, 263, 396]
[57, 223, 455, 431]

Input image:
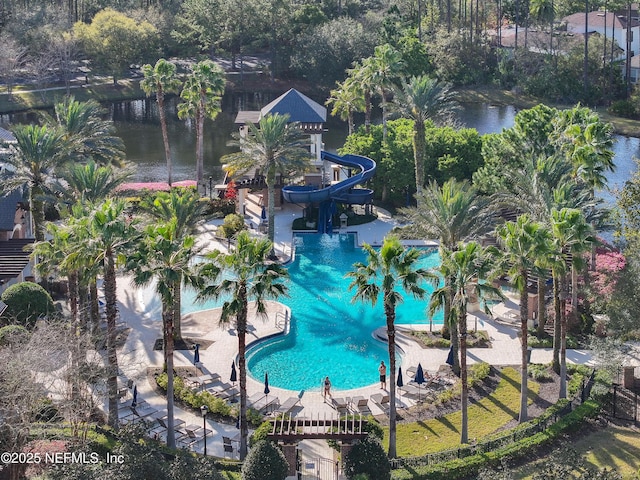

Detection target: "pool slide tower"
[282, 151, 376, 234]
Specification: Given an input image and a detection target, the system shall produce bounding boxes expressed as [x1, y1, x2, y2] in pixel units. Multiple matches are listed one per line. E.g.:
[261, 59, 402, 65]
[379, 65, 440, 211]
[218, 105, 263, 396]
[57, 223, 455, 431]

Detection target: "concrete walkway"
[110, 200, 615, 469]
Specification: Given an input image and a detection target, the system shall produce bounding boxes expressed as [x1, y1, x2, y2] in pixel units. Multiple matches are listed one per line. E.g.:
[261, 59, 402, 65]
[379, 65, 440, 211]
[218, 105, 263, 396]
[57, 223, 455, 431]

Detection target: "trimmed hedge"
[391, 400, 601, 479]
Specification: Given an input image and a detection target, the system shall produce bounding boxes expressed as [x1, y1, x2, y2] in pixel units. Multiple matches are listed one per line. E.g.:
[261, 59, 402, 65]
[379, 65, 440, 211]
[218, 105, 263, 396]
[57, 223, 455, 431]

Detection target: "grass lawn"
[387, 367, 540, 457]
[514, 424, 640, 479]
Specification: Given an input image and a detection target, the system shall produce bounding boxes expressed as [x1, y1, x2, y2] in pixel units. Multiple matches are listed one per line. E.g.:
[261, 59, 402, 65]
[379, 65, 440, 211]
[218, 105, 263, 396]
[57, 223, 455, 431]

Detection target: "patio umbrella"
[397, 367, 404, 406]
[193, 343, 200, 365]
[230, 361, 237, 384]
[131, 385, 138, 408]
[415, 363, 425, 402]
[264, 372, 270, 395]
[445, 346, 454, 367]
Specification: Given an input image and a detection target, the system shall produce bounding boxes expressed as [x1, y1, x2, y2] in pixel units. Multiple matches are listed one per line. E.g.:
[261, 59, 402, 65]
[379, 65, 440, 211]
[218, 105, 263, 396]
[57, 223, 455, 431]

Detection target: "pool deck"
[111, 200, 609, 464]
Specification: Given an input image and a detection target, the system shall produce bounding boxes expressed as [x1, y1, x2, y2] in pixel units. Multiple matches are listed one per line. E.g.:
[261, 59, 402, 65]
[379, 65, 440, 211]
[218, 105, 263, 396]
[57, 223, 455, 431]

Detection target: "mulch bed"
[152, 337, 214, 351]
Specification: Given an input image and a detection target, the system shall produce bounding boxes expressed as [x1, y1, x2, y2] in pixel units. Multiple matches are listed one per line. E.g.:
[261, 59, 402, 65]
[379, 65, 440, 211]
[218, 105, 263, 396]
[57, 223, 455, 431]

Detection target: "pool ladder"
[275, 311, 289, 331]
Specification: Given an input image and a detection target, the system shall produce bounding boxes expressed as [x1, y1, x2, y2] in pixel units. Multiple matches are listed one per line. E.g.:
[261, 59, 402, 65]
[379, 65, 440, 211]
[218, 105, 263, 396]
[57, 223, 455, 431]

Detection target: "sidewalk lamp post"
[201, 405, 209, 455]
[209, 176, 213, 200]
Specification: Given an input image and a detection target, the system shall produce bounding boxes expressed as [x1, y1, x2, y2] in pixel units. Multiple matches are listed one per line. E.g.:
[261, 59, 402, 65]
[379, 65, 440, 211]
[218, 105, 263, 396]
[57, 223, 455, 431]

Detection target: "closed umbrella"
[397, 367, 404, 407]
[131, 384, 138, 408]
[415, 363, 425, 402]
[445, 346, 454, 367]
[230, 361, 237, 384]
[264, 372, 270, 395]
[261, 205, 266, 221]
[193, 343, 200, 365]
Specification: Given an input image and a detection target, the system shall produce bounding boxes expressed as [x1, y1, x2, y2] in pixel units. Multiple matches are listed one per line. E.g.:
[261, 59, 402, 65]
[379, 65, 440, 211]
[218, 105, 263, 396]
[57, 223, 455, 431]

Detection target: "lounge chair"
[251, 394, 280, 413]
[352, 396, 370, 413]
[274, 391, 304, 415]
[331, 397, 348, 413]
[206, 381, 233, 396]
[371, 393, 390, 412]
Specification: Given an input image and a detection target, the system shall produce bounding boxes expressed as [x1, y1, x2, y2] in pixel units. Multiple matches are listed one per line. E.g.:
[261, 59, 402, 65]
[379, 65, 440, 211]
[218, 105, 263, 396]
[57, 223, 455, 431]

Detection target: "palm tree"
[138, 189, 208, 341]
[367, 44, 405, 142]
[347, 235, 434, 458]
[348, 59, 376, 134]
[400, 179, 493, 374]
[53, 159, 131, 209]
[222, 113, 312, 251]
[0, 124, 68, 242]
[530, 0, 556, 53]
[127, 219, 200, 448]
[42, 96, 125, 167]
[549, 208, 594, 398]
[428, 242, 502, 444]
[197, 231, 289, 460]
[141, 59, 183, 186]
[178, 60, 226, 188]
[83, 199, 137, 429]
[496, 215, 552, 423]
[326, 78, 365, 136]
[390, 75, 459, 195]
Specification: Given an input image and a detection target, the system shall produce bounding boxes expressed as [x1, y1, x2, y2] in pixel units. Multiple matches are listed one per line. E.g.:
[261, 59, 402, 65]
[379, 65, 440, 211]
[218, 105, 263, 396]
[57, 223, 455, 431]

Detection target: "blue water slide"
[281, 151, 376, 205]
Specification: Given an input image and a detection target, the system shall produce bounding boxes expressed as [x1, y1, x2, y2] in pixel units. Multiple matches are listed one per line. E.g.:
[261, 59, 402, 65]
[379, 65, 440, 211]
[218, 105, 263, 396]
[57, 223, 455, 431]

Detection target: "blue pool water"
[183, 233, 442, 391]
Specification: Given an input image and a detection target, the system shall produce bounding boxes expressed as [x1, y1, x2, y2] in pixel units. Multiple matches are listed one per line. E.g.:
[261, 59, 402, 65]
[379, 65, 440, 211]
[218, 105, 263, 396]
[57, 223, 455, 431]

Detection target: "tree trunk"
[90, 278, 99, 336]
[364, 90, 372, 134]
[238, 285, 249, 460]
[384, 299, 397, 458]
[571, 262, 579, 320]
[519, 269, 529, 423]
[31, 188, 46, 242]
[381, 90, 388, 143]
[104, 249, 119, 430]
[536, 276, 546, 337]
[196, 95, 206, 186]
[414, 120, 426, 197]
[552, 273, 561, 373]
[266, 168, 276, 255]
[157, 89, 173, 187]
[583, 0, 589, 99]
[173, 275, 182, 341]
[626, 3, 632, 95]
[164, 300, 177, 449]
[459, 309, 469, 443]
[559, 275, 568, 398]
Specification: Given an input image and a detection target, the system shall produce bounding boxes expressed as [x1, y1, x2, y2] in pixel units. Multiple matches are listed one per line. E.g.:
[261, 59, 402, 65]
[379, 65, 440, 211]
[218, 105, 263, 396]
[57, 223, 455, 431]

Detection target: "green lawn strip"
[388, 367, 540, 457]
[513, 424, 640, 479]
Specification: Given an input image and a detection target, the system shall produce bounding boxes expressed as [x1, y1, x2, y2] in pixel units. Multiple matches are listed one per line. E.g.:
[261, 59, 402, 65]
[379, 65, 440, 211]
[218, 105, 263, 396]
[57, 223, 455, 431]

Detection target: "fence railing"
[391, 368, 596, 470]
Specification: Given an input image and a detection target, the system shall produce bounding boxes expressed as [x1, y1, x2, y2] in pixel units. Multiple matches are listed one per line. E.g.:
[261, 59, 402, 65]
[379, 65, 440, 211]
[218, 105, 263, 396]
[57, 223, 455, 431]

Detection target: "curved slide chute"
[282, 151, 376, 204]
[282, 151, 376, 233]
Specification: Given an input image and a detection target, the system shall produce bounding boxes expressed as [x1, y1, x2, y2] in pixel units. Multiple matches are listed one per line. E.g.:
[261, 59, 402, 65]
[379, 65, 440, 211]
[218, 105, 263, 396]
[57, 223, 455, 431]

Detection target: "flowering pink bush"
[589, 250, 626, 306]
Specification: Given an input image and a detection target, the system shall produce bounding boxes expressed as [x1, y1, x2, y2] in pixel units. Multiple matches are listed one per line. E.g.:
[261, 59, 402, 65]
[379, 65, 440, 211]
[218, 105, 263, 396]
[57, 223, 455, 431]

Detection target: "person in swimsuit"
[378, 361, 387, 389]
[323, 376, 331, 400]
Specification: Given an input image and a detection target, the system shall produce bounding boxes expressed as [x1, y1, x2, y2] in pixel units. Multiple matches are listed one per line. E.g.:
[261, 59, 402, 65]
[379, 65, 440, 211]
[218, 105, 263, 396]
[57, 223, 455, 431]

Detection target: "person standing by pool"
[323, 376, 332, 401]
[378, 361, 387, 389]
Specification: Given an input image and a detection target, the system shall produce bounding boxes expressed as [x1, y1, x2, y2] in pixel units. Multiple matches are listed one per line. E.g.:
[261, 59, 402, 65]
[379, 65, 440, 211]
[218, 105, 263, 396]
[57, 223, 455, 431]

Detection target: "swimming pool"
[182, 233, 442, 391]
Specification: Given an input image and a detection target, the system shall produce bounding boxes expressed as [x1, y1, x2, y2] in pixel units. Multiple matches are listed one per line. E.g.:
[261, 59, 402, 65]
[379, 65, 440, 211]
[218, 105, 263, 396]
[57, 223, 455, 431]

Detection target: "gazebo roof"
[261, 89, 326, 123]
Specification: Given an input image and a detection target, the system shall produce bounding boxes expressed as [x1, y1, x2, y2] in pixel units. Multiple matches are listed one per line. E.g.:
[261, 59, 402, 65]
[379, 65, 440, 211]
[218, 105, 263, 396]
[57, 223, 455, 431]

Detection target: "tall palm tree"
[0, 124, 68, 242]
[222, 113, 311, 251]
[497, 215, 552, 423]
[141, 59, 183, 187]
[127, 219, 200, 449]
[400, 179, 493, 374]
[549, 208, 594, 398]
[347, 235, 434, 458]
[530, 0, 556, 53]
[197, 231, 289, 460]
[178, 60, 226, 188]
[348, 59, 376, 134]
[53, 159, 131, 209]
[428, 242, 502, 444]
[367, 44, 405, 142]
[390, 75, 459, 195]
[42, 96, 125, 167]
[326, 78, 365, 136]
[83, 199, 137, 429]
[138, 189, 208, 340]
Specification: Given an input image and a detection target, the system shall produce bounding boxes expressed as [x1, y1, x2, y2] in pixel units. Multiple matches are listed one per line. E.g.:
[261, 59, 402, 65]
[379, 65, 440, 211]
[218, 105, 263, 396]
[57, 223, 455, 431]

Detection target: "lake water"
[1, 96, 637, 192]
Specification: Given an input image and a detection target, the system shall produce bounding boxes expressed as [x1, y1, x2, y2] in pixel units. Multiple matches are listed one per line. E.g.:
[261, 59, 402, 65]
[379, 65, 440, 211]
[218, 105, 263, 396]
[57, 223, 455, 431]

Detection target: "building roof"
[563, 10, 640, 30]
[0, 238, 33, 284]
[0, 127, 16, 143]
[260, 89, 326, 123]
[0, 188, 25, 231]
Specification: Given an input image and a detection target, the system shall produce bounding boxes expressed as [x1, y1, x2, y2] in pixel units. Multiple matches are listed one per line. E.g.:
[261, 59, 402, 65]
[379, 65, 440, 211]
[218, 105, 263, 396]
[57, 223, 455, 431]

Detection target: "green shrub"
[0, 324, 30, 345]
[608, 100, 638, 119]
[344, 436, 390, 480]
[469, 362, 491, 386]
[219, 213, 246, 239]
[1, 282, 55, 328]
[249, 420, 273, 447]
[155, 373, 233, 419]
[528, 363, 554, 382]
[528, 334, 553, 348]
[241, 440, 288, 480]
